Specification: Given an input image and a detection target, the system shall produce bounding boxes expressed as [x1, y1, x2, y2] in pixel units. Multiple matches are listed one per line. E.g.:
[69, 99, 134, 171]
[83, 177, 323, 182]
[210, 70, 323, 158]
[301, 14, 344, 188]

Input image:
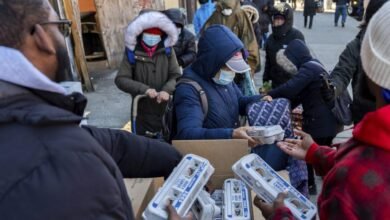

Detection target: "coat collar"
[0, 81, 86, 125]
[353, 105, 390, 151]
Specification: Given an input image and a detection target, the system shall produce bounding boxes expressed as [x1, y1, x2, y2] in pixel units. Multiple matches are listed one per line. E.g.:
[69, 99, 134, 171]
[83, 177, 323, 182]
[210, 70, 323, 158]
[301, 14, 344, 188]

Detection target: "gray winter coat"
[330, 29, 376, 124]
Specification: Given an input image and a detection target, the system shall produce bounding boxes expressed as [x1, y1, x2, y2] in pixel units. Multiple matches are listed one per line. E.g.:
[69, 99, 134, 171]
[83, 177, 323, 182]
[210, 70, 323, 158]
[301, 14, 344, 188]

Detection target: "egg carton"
[211, 190, 224, 220]
[246, 125, 284, 144]
[143, 154, 215, 220]
[232, 154, 317, 220]
[223, 179, 251, 220]
[191, 190, 221, 220]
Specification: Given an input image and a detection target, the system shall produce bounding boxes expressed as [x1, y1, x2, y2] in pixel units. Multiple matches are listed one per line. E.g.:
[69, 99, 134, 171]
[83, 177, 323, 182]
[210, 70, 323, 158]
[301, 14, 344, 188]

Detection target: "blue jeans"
[251, 144, 289, 171]
[262, 33, 268, 48]
[335, 5, 347, 25]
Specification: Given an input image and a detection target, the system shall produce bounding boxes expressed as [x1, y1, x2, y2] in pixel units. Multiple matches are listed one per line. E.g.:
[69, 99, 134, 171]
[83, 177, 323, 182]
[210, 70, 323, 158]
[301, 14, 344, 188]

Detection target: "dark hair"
[0, 0, 49, 48]
[360, 0, 389, 28]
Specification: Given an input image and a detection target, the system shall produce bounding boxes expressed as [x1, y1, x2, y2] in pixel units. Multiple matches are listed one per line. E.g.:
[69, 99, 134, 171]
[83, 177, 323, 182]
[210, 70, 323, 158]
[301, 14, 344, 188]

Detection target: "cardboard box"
[124, 178, 163, 220]
[172, 139, 290, 220]
[173, 139, 250, 189]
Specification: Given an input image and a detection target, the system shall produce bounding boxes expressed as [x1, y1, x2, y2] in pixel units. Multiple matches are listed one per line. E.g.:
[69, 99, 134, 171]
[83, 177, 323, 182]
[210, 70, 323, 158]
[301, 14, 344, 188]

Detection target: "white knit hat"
[361, 1, 390, 90]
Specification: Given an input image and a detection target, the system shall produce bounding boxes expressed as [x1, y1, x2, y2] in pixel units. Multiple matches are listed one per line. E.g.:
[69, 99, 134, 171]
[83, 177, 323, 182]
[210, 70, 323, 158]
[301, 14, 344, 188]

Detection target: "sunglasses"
[31, 19, 72, 37]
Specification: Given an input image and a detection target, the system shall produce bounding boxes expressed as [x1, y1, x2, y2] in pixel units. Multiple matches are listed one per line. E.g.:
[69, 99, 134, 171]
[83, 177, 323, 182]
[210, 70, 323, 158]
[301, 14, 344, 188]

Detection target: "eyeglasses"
[31, 19, 72, 37]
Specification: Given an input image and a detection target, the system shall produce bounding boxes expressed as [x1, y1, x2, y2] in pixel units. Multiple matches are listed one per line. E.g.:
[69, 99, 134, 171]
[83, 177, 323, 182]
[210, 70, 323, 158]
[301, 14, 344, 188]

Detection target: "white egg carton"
[223, 179, 251, 220]
[143, 154, 215, 220]
[232, 154, 317, 220]
[211, 190, 224, 220]
[191, 190, 221, 220]
[247, 125, 284, 144]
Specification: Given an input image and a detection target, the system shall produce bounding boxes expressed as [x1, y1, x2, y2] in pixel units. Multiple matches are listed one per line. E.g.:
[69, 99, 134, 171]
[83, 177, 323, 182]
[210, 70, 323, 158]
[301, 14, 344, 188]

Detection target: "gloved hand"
[320, 74, 336, 108]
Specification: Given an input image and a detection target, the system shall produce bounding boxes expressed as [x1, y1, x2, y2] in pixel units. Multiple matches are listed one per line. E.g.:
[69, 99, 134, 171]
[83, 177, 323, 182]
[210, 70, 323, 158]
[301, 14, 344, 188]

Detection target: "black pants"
[307, 137, 333, 187]
[304, 15, 314, 29]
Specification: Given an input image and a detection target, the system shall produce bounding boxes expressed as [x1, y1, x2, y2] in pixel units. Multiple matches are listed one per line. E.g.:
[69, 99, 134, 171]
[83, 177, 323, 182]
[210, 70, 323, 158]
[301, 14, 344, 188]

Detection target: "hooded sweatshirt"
[174, 25, 261, 140]
[272, 105, 390, 219]
[203, 0, 260, 74]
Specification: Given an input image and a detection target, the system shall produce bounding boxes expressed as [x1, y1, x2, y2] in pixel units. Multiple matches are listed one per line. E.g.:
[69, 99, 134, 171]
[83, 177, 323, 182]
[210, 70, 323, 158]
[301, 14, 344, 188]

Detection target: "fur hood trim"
[125, 11, 178, 51]
[276, 49, 298, 75]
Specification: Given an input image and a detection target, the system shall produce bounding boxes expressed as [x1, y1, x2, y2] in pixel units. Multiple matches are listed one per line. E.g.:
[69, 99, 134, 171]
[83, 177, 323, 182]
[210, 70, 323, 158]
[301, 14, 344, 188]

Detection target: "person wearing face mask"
[263, 2, 305, 89]
[164, 8, 197, 68]
[115, 11, 181, 136]
[203, 0, 260, 76]
[173, 25, 269, 147]
[0, 1, 184, 219]
[256, 3, 390, 218]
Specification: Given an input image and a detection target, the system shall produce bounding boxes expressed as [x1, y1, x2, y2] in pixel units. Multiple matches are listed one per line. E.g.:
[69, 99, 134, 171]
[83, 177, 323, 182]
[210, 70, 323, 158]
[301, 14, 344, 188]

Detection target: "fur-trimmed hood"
[276, 49, 298, 75]
[125, 11, 178, 51]
[276, 39, 312, 75]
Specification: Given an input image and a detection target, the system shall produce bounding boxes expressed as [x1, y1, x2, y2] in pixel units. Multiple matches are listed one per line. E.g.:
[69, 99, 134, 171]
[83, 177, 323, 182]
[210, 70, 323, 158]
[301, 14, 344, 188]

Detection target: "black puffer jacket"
[263, 2, 305, 88]
[269, 40, 341, 138]
[264, 28, 305, 88]
[330, 29, 376, 124]
[164, 9, 197, 68]
[0, 81, 182, 220]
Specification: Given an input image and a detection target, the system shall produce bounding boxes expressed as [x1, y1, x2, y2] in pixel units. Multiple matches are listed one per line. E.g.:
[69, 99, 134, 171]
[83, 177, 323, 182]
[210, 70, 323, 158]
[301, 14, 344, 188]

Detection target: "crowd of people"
[0, 0, 390, 219]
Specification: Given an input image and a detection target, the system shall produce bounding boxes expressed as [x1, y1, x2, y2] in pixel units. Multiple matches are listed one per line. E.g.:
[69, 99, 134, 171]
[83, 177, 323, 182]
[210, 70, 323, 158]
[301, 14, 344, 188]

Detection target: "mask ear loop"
[382, 88, 390, 103]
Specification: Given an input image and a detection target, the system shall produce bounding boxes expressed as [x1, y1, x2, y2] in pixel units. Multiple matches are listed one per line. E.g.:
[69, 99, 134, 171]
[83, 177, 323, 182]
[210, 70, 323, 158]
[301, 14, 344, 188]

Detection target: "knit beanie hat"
[361, 1, 390, 90]
[144, 28, 163, 35]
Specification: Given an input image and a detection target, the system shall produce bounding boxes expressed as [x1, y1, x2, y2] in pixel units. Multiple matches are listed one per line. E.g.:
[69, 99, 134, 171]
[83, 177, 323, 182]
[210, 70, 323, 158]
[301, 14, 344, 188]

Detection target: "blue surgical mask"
[142, 33, 161, 47]
[213, 69, 236, 85]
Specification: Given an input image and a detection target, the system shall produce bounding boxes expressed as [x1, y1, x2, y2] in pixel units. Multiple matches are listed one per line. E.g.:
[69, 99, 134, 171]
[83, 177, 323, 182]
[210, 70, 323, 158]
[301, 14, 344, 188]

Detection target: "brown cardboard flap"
[124, 178, 155, 220]
[172, 139, 250, 188]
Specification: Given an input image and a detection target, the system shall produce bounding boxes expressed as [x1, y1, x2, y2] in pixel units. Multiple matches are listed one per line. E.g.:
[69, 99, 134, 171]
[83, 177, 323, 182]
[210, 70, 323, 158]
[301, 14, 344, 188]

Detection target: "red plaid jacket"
[272, 105, 390, 219]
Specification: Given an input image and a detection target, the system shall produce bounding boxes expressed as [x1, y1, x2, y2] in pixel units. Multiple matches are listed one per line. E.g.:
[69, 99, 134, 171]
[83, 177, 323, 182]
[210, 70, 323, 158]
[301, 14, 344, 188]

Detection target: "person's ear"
[31, 24, 56, 55]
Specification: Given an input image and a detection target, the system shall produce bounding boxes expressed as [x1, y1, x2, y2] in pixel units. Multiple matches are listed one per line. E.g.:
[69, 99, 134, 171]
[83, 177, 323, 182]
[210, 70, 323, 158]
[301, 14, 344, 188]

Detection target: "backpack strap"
[126, 48, 136, 65]
[178, 78, 208, 120]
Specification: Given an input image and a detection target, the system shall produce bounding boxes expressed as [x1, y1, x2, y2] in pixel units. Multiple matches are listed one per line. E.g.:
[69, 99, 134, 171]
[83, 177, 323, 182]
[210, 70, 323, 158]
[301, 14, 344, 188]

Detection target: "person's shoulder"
[183, 28, 196, 39]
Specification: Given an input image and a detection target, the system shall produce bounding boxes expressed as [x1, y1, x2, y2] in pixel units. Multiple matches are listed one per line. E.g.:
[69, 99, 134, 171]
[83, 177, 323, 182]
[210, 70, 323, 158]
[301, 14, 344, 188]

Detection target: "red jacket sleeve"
[305, 143, 337, 176]
[270, 207, 294, 219]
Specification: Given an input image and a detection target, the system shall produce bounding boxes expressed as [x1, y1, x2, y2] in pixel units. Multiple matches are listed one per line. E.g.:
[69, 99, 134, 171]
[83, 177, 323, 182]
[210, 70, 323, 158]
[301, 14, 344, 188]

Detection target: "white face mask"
[213, 69, 236, 85]
[142, 33, 161, 47]
[222, 8, 233, 16]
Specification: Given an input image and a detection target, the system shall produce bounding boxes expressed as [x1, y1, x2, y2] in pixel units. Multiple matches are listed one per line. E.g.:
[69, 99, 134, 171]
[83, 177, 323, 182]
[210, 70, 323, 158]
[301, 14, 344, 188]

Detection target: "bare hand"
[254, 192, 288, 219]
[157, 91, 170, 103]
[145, 89, 158, 99]
[167, 204, 193, 220]
[232, 126, 259, 147]
[277, 129, 314, 160]
[262, 95, 273, 102]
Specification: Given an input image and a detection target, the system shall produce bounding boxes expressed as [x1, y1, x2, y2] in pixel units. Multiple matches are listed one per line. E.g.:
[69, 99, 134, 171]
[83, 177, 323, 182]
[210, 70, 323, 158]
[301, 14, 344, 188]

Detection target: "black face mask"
[54, 41, 71, 82]
[199, 0, 208, 4]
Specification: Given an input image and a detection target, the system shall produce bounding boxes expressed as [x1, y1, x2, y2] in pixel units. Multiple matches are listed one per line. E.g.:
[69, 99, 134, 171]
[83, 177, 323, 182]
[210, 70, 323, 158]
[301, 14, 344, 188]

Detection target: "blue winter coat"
[269, 39, 341, 138]
[193, 0, 215, 37]
[174, 25, 261, 140]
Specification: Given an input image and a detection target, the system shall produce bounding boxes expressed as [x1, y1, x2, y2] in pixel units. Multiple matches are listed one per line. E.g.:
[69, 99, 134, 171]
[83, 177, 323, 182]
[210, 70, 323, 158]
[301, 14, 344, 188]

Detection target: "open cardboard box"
[124, 178, 164, 220]
[172, 139, 289, 220]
